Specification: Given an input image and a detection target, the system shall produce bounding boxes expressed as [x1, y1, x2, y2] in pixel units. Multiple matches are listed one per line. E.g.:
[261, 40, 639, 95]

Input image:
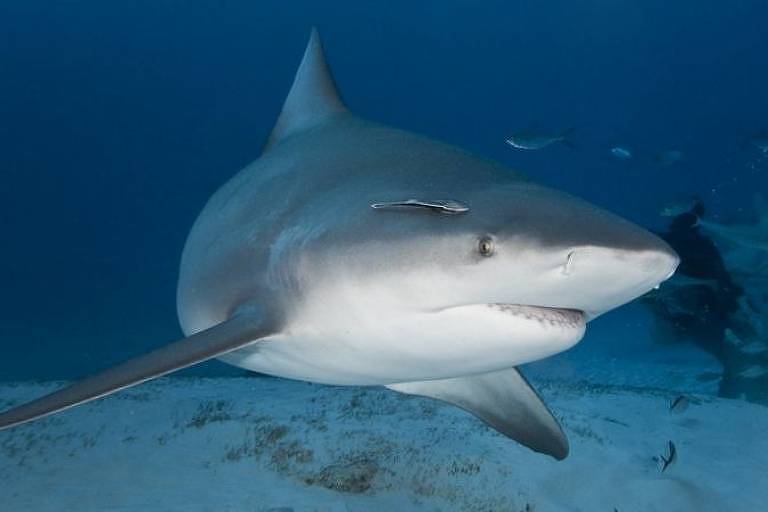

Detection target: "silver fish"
[505, 128, 575, 150]
[610, 146, 633, 160]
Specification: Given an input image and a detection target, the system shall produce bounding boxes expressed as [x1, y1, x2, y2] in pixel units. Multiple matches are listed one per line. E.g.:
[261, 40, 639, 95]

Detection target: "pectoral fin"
[0, 309, 278, 431]
[387, 367, 568, 460]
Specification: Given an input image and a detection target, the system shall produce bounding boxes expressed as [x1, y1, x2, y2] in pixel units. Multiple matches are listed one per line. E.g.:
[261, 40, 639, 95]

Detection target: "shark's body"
[180, 115, 612, 387]
[0, 30, 678, 459]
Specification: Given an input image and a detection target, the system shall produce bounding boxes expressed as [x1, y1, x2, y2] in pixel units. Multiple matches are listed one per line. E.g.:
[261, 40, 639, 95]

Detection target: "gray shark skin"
[0, 29, 678, 460]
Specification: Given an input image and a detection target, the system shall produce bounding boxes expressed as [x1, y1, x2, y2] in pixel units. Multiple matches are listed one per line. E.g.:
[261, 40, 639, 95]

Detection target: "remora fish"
[0, 29, 679, 460]
[505, 128, 575, 150]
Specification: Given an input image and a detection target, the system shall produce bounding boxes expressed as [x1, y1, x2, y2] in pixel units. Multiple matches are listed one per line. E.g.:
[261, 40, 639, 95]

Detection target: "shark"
[0, 29, 679, 460]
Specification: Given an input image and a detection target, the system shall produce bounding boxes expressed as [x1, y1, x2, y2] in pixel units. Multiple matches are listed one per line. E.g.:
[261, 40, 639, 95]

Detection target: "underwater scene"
[1, 1, 767, 511]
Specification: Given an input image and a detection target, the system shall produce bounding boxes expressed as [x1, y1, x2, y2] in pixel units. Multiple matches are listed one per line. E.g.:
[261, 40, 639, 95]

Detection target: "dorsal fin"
[264, 27, 347, 152]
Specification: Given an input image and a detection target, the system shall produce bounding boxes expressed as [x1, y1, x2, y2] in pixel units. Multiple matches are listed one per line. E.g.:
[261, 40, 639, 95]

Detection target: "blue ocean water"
[1, 2, 767, 509]
[1, 1, 766, 379]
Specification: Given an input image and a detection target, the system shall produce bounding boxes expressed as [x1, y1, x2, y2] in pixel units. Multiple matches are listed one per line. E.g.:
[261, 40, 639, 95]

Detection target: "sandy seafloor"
[1, 377, 766, 512]
[1, 308, 767, 512]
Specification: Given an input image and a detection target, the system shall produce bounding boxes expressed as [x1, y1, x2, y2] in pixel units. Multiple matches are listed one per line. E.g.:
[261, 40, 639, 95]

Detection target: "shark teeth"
[486, 304, 585, 328]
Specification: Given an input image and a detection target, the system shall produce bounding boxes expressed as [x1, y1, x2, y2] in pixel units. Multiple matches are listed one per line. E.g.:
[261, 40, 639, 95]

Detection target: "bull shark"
[0, 29, 679, 459]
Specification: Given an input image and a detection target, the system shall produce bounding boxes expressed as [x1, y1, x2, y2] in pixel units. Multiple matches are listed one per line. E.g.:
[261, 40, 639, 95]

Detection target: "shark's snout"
[562, 236, 679, 319]
[569, 233, 679, 280]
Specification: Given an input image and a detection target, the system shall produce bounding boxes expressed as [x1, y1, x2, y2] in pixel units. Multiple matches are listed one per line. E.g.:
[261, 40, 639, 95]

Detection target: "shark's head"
[311, 181, 678, 323]
[289, 173, 677, 376]
[442, 184, 677, 320]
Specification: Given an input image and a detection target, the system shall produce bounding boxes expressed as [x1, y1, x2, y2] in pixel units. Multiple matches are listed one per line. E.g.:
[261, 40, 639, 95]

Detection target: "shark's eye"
[478, 236, 495, 257]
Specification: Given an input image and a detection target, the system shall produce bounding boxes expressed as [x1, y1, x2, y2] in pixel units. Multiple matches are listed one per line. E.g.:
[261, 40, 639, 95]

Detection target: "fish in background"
[696, 195, 768, 253]
[724, 329, 768, 356]
[610, 146, 633, 160]
[736, 365, 768, 379]
[659, 195, 701, 217]
[659, 441, 678, 473]
[653, 149, 684, 166]
[505, 127, 575, 150]
[669, 395, 690, 414]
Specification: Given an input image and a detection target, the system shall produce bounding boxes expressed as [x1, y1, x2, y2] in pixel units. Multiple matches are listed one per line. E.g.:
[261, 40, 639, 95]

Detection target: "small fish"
[723, 329, 768, 356]
[653, 150, 684, 166]
[669, 395, 690, 414]
[610, 146, 633, 160]
[696, 194, 768, 252]
[737, 365, 768, 379]
[659, 196, 700, 217]
[659, 441, 677, 473]
[739, 341, 768, 355]
[697, 218, 768, 253]
[505, 128, 575, 150]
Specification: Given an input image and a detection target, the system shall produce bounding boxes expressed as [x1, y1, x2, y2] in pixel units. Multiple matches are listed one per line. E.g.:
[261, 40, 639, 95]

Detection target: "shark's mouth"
[485, 304, 586, 329]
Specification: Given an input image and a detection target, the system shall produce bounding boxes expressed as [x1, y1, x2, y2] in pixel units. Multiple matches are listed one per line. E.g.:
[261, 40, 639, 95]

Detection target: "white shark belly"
[218, 303, 586, 385]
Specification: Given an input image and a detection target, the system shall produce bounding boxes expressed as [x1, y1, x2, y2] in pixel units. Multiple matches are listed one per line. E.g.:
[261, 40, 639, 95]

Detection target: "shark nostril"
[562, 251, 575, 276]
